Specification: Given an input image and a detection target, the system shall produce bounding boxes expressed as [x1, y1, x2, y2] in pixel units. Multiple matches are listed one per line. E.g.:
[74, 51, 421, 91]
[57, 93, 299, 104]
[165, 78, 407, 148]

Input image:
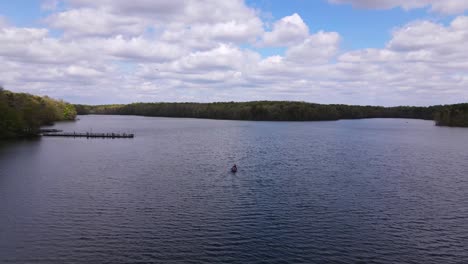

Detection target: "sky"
[1, 0, 468, 106]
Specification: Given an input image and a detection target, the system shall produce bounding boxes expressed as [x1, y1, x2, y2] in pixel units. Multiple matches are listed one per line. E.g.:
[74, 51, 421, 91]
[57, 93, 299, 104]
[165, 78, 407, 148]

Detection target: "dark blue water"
[1, 115, 467, 263]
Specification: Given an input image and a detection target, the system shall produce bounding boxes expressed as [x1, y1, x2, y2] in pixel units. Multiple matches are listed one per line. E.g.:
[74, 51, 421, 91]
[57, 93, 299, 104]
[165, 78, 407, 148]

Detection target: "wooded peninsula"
[0, 88, 76, 139]
[1, 88, 467, 139]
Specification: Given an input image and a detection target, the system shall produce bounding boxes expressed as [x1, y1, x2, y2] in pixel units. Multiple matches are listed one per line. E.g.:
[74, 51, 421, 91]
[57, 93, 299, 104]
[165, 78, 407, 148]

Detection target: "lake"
[1, 115, 467, 263]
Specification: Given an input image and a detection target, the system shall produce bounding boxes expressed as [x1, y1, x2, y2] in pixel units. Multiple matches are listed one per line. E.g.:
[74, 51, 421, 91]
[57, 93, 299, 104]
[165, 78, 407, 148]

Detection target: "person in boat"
[231, 164, 237, 172]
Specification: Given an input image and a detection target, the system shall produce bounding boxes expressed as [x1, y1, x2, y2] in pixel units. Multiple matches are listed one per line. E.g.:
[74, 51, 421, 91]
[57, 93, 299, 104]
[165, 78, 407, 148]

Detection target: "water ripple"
[1, 116, 467, 263]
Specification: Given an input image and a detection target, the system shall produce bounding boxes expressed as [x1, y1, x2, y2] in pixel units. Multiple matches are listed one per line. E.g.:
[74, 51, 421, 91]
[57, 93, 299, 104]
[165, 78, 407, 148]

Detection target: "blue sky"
[0, 0, 42, 26]
[1, 0, 459, 50]
[259, 0, 464, 53]
[1, 0, 468, 105]
[252, 0, 419, 48]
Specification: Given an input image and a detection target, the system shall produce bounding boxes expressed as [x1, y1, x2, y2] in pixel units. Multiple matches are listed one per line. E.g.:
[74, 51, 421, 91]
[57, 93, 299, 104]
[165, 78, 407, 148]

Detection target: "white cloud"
[285, 31, 341, 64]
[386, 18, 468, 65]
[1, 1, 468, 105]
[102, 35, 184, 62]
[187, 19, 263, 44]
[0, 27, 80, 64]
[166, 44, 260, 73]
[328, 0, 468, 14]
[430, 0, 468, 15]
[334, 17, 468, 104]
[0, 25, 184, 64]
[47, 0, 263, 41]
[0, 16, 8, 27]
[45, 8, 147, 37]
[65, 0, 259, 25]
[66, 0, 189, 17]
[263, 13, 309, 47]
[65, 65, 104, 78]
[41, 0, 60, 11]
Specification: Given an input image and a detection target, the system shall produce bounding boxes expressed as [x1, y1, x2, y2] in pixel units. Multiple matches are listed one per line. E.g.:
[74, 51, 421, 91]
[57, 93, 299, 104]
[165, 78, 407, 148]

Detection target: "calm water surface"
[1, 115, 467, 263]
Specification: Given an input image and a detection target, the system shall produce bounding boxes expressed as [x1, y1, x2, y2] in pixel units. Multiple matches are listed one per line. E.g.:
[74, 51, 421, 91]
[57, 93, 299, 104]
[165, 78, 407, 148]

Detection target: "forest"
[2, 86, 466, 140]
[74, 101, 468, 127]
[0, 88, 77, 139]
[434, 104, 468, 127]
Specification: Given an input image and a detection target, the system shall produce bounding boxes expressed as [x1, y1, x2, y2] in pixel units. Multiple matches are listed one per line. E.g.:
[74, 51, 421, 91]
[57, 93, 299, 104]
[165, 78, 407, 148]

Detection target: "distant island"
[1, 88, 467, 139]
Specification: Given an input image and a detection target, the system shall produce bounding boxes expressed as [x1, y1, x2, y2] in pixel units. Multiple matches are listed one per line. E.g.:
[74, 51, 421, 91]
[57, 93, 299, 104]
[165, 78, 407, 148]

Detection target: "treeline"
[434, 104, 468, 127]
[74, 101, 468, 127]
[0, 88, 77, 139]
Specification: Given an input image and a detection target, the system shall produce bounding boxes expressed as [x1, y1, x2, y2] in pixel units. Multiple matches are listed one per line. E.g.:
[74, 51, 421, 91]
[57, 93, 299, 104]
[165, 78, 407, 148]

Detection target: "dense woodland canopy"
[434, 104, 468, 127]
[75, 101, 468, 127]
[0, 88, 77, 139]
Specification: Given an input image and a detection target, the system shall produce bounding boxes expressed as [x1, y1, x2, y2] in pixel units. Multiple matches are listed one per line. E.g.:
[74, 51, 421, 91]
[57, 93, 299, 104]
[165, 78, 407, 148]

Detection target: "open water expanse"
[1, 115, 467, 264]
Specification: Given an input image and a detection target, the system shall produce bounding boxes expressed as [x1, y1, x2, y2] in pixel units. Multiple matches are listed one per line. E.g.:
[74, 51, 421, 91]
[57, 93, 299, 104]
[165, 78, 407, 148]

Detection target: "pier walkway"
[42, 132, 134, 138]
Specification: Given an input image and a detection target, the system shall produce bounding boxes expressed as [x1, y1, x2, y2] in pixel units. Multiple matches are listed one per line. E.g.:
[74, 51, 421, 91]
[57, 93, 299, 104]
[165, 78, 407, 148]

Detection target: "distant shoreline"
[2, 86, 467, 142]
[74, 101, 468, 127]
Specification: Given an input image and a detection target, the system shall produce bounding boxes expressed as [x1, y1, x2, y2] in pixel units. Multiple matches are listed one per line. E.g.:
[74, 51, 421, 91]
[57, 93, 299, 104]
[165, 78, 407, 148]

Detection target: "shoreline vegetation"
[1, 88, 467, 139]
[75, 101, 468, 127]
[0, 88, 77, 139]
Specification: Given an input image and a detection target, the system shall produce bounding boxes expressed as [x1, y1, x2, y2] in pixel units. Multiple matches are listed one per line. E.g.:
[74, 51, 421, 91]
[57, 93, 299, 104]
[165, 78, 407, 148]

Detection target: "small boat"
[231, 165, 237, 173]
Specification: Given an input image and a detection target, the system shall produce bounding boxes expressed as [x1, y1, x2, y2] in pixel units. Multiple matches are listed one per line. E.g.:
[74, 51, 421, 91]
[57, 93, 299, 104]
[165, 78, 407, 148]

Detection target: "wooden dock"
[39, 128, 63, 133]
[42, 132, 134, 138]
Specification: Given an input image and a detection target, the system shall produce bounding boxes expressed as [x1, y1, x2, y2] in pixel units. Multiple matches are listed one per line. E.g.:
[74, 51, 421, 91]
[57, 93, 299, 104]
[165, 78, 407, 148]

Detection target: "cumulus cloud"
[47, 0, 263, 41]
[328, 0, 468, 14]
[64, 0, 259, 25]
[66, 0, 189, 17]
[335, 17, 468, 104]
[430, 1, 468, 14]
[387, 17, 468, 55]
[0, 27, 82, 64]
[166, 44, 260, 73]
[45, 8, 147, 37]
[285, 31, 341, 64]
[102, 36, 184, 62]
[263, 13, 309, 46]
[0, 0, 467, 105]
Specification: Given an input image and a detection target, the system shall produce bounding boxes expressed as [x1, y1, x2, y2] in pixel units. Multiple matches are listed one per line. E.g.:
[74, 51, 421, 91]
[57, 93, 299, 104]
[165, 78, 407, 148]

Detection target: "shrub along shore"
[75, 101, 468, 127]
